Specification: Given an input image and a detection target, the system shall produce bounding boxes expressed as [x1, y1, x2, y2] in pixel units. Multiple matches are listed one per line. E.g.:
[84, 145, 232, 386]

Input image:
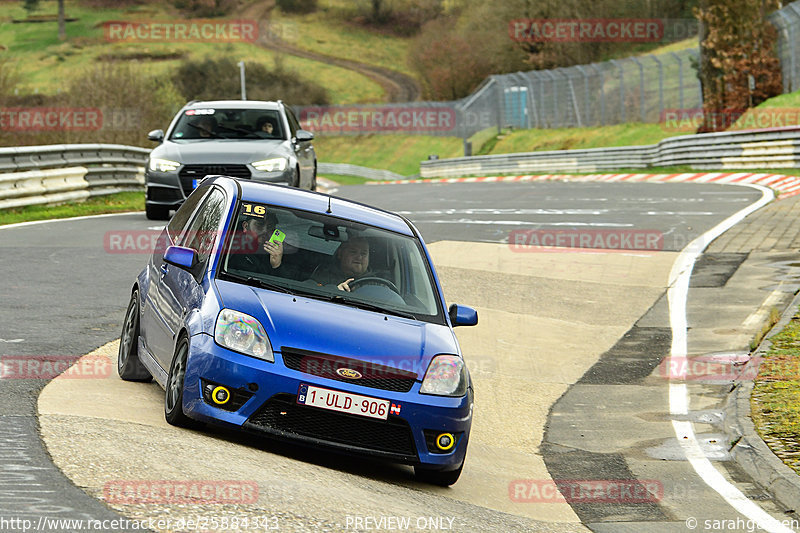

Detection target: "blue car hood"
[214, 280, 459, 379]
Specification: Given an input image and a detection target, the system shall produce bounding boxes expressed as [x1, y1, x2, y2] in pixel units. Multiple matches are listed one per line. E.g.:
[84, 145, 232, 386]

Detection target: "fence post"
[543, 70, 559, 127]
[527, 72, 541, 128]
[575, 65, 591, 126]
[631, 57, 646, 123]
[560, 68, 582, 127]
[670, 52, 685, 110]
[651, 55, 664, 122]
[589, 64, 606, 126]
[687, 49, 703, 107]
[610, 59, 625, 123]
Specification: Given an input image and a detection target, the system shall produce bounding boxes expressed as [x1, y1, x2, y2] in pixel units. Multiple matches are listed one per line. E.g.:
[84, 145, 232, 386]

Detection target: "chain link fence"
[771, 1, 800, 94]
[296, 2, 800, 140]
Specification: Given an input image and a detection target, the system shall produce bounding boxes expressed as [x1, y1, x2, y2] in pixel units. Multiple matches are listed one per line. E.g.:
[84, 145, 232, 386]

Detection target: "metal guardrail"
[0, 144, 148, 209]
[0, 144, 411, 210]
[420, 127, 800, 178]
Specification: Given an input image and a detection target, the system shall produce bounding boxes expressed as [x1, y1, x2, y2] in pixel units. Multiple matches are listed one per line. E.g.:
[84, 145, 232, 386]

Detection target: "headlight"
[252, 157, 288, 172]
[420, 355, 467, 396]
[214, 309, 273, 362]
[148, 158, 180, 172]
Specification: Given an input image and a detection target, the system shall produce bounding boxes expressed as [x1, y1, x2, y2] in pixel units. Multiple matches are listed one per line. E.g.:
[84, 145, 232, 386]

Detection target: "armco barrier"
[420, 127, 800, 178]
[0, 144, 148, 209]
[0, 167, 90, 209]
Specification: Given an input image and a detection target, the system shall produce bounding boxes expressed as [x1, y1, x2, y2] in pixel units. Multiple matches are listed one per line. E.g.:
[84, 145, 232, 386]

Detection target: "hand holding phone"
[268, 229, 286, 244]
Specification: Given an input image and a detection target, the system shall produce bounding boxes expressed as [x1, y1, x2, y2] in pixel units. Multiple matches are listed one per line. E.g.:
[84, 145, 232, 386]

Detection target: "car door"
[286, 107, 314, 186]
[141, 186, 210, 364]
[155, 187, 228, 369]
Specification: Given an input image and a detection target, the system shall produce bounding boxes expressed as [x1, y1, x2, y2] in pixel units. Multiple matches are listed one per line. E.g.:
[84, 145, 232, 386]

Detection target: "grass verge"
[0, 191, 143, 226]
[314, 134, 463, 176]
[2, 1, 384, 104]
[487, 123, 690, 154]
[751, 304, 800, 476]
[317, 174, 369, 186]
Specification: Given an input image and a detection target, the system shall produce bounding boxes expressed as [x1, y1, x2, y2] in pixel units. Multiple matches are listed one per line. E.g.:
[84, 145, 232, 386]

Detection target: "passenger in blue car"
[311, 237, 371, 292]
[228, 213, 283, 275]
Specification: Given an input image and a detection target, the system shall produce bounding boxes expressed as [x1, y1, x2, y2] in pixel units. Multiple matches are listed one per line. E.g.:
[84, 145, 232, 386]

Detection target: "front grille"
[281, 348, 417, 393]
[178, 164, 251, 195]
[245, 393, 417, 458]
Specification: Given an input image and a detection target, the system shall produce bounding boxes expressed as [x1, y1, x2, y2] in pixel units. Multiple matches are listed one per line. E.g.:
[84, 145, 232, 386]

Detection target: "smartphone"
[268, 229, 286, 244]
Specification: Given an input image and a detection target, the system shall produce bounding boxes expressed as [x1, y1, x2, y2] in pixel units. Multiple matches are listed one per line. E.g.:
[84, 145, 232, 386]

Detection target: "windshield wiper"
[218, 125, 259, 138]
[328, 295, 417, 320]
[221, 272, 294, 295]
[186, 122, 220, 138]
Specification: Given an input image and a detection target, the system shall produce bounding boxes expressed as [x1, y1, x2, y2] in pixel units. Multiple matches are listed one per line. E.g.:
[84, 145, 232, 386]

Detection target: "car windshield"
[218, 200, 443, 323]
[169, 108, 286, 141]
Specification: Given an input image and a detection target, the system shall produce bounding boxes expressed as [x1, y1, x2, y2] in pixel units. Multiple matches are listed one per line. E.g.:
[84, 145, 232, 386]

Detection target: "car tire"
[117, 290, 152, 382]
[310, 162, 317, 191]
[165, 336, 192, 427]
[290, 166, 301, 188]
[146, 204, 170, 220]
[413, 462, 464, 486]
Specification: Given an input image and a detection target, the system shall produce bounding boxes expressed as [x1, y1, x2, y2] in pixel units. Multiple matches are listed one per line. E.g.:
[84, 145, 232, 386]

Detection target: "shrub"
[276, 0, 317, 14]
[171, 56, 329, 106]
[0, 62, 183, 147]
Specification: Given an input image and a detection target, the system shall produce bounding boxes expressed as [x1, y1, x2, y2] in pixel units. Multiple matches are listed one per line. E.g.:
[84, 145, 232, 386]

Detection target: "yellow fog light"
[436, 433, 455, 451]
[211, 386, 230, 405]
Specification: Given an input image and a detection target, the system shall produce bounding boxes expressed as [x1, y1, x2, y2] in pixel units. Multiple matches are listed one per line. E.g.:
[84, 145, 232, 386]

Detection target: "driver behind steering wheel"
[310, 237, 373, 292]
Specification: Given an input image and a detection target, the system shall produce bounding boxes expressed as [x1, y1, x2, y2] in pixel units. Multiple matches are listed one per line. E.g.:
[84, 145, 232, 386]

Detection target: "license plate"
[192, 178, 199, 189]
[297, 384, 390, 420]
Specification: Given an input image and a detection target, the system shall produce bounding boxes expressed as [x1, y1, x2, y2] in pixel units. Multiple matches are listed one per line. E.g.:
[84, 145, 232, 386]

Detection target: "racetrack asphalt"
[6, 179, 800, 532]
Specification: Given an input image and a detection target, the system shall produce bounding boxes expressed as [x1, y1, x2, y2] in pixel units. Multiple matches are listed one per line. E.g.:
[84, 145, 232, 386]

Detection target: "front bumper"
[182, 334, 472, 469]
[145, 166, 294, 208]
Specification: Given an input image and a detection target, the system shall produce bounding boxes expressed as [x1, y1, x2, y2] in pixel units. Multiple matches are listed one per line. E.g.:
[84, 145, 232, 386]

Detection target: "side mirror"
[164, 245, 197, 271]
[295, 130, 314, 142]
[448, 304, 478, 327]
[148, 129, 164, 142]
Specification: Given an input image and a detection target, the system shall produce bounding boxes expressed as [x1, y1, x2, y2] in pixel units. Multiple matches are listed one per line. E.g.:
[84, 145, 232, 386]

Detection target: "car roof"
[214, 177, 414, 236]
[184, 100, 281, 111]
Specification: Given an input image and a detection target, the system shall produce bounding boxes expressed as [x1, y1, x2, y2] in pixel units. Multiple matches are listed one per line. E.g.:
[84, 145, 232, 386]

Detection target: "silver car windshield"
[218, 201, 443, 323]
[169, 108, 285, 141]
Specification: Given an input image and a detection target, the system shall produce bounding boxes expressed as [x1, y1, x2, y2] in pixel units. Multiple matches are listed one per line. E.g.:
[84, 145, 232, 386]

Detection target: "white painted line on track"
[667, 183, 794, 533]
[0, 211, 144, 231]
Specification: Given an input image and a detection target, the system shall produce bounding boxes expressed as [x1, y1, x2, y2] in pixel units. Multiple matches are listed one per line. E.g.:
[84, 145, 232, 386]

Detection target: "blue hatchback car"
[118, 176, 478, 485]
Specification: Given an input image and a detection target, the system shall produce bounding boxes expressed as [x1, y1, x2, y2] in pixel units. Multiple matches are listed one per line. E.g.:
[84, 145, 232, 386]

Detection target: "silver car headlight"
[252, 157, 288, 172]
[148, 158, 180, 172]
[214, 309, 273, 362]
[420, 355, 467, 396]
